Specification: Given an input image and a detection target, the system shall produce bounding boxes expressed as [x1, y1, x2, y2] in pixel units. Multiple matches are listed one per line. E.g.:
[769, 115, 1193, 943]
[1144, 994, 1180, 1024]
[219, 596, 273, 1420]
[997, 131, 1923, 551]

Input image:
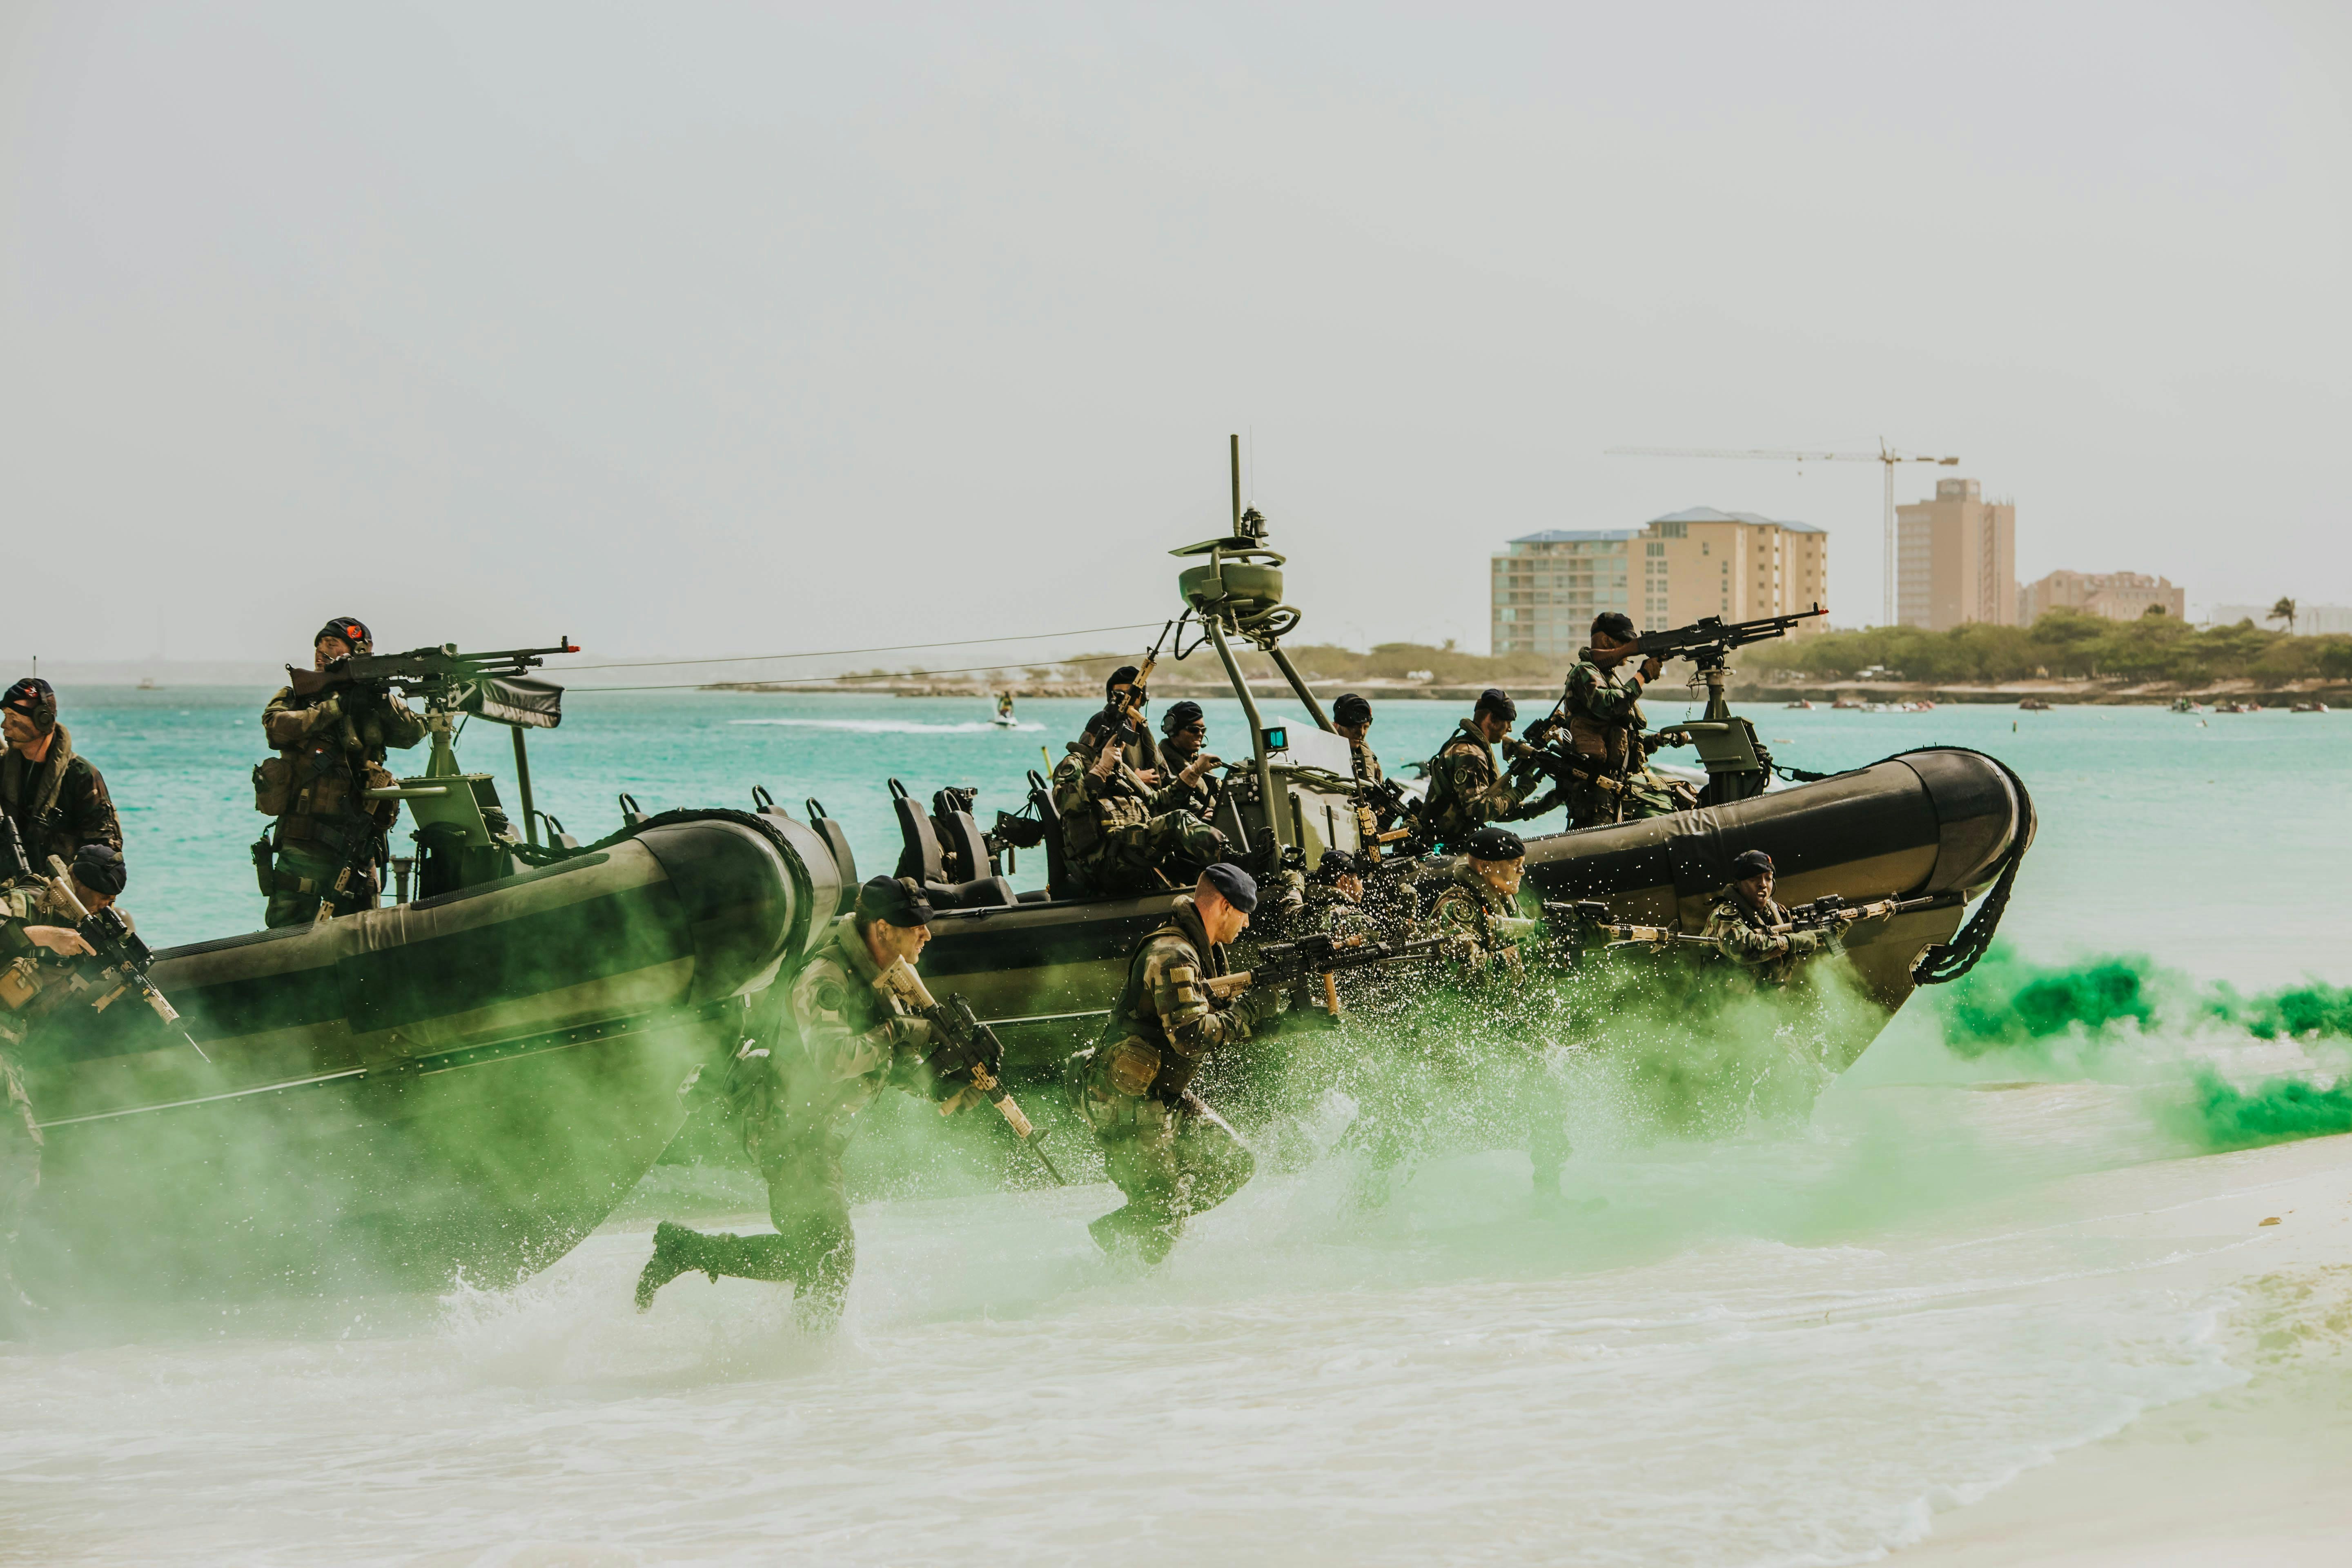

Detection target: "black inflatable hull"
[18, 811, 837, 1298]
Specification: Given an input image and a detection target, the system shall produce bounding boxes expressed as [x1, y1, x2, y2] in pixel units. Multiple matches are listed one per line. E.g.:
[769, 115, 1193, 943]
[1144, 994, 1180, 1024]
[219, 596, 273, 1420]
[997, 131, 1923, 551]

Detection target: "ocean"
[4, 684, 2349, 1565]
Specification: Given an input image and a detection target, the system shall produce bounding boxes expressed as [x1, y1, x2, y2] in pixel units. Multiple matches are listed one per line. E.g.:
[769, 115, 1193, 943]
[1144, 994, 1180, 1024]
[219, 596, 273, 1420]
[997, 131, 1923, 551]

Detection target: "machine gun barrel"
[1628, 605, 1826, 666]
[287, 637, 580, 701]
[1543, 900, 1715, 951]
[1772, 891, 1963, 935]
[42, 855, 208, 1062]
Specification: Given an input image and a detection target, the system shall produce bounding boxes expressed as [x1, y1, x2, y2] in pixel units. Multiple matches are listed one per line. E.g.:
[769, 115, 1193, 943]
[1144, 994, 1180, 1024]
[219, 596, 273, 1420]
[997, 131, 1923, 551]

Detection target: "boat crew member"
[1, 678, 123, 875]
[1049, 707, 1227, 898]
[1069, 862, 1274, 1263]
[1538, 613, 1690, 828]
[636, 876, 986, 1328]
[254, 618, 425, 927]
[0, 846, 115, 1335]
[1417, 688, 1555, 852]
[1090, 664, 1161, 782]
[1334, 692, 1383, 787]
[1700, 849, 1853, 987]
[1154, 700, 1223, 824]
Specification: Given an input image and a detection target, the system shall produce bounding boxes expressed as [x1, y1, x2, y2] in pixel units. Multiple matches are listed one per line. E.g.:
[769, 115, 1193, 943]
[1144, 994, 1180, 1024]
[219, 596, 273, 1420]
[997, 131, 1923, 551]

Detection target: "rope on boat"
[1900, 748, 2036, 987]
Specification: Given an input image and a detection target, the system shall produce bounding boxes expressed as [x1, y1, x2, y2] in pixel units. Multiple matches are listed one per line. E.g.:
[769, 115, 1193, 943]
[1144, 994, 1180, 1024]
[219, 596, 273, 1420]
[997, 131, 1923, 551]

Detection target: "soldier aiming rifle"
[1201, 929, 1449, 1022]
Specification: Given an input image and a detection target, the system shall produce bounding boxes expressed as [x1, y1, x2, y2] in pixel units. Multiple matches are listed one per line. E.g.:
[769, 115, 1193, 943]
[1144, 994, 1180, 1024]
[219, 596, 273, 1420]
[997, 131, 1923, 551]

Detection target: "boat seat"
[617, 792, 651, 829]
[750, 784, 798, 822]
[932, 803, 991, 884]
[889, 779, 1016, 909]
[803, 797, 859, 914]
[1030, 768, 1076, 901]
[535, 812, 581, 851]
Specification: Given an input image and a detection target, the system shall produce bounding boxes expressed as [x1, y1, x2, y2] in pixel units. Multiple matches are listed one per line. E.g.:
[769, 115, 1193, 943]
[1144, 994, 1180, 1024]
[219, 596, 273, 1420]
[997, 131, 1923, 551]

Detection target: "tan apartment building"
[1895, 478, 2016, 630]
[1492, 506, 1828, 656]
[2020, 570, 2185, 624]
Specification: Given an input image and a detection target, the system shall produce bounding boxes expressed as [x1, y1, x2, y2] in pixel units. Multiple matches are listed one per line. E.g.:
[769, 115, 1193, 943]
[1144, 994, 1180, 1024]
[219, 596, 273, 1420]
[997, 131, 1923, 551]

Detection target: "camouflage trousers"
[1074, 813, 1226, 898]
[0, 1038, 42, 1286]
[1070, 1052, 1254, 1263]
[1562, 768, 1685, 830]
[738, 1114, 858, 1325]
[264, 840, 381, 929]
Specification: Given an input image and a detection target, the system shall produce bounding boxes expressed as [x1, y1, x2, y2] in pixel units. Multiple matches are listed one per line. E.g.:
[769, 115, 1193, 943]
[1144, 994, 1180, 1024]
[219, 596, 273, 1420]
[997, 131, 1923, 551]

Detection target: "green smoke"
[2172, 1067, 2352, 1152]
[2200, 981, 2352, 1042]
[1931, 947, 2163, 1057]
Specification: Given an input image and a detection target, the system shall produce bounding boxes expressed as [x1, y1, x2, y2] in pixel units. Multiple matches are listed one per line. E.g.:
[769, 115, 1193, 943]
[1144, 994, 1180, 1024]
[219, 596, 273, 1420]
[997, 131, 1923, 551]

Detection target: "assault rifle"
[0, 814, 30, 888]
[878, 962, 1066, 1186]
[285, 639, 579, 710]
[1770, 891, 1963, 936]
[1544, 900, 1717, 952]
[39, 855, 209, 1062]
[1203, 931, 1448, 1019]
[1093, 615, 1187, 757]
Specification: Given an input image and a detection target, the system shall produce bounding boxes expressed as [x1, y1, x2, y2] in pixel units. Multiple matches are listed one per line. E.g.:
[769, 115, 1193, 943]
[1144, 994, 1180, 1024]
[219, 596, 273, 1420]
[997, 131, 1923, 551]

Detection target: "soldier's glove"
[1788, 930, 1826, 956]
[1499, 737, 1537, 762]
[1230, 987, 1283, 1036]
[312, 694, 345, 724]
[1179, 752, 1222, 786]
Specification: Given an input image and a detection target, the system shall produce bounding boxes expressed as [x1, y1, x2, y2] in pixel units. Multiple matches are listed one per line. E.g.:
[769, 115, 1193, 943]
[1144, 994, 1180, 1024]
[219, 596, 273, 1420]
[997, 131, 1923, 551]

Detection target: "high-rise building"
[1895, 478, 2016, 630]
[1491, 507, 1828, 656]
[2021, 570, 2185, 624]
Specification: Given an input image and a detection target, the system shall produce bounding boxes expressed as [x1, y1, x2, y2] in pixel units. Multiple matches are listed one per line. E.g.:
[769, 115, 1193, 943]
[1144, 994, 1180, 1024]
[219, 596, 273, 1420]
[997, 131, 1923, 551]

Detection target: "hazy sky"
[5, 1, 2347, 669]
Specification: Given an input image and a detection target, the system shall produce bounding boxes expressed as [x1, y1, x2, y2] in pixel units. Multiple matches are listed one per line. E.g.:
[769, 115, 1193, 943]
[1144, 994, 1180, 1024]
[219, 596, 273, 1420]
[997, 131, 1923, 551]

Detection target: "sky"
[4, 0, 2348, 670]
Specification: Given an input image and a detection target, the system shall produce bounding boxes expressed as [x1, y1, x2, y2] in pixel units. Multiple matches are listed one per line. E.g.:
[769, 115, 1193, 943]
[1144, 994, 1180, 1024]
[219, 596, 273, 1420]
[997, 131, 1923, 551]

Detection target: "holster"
[251, 835, 276, 896]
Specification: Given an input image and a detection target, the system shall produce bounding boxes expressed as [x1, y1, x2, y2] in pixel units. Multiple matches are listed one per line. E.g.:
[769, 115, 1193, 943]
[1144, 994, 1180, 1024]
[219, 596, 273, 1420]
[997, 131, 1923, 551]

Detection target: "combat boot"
[635, 1221, 706, 1311]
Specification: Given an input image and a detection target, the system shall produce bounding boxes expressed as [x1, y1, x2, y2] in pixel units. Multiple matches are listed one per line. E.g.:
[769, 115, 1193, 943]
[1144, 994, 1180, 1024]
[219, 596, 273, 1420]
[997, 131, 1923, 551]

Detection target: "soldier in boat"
[1, 678, 123, 875]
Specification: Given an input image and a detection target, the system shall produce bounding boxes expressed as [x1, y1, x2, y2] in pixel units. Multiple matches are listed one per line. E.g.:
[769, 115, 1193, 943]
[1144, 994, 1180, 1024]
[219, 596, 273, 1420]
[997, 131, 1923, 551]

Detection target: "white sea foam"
[728, 717, 1046, 735]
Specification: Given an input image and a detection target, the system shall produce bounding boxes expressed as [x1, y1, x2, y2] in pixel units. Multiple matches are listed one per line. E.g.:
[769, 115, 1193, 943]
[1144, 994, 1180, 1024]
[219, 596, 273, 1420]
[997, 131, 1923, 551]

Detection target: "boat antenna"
[1230, 433, 1242, 532]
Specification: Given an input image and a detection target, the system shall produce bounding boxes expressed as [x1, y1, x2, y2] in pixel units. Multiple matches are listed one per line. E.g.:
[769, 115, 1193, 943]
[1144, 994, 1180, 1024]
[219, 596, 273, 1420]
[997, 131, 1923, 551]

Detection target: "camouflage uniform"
[644, 914, 938, 1325]
[1421, 861, 1573, 1196]
[0, 902, 54, 1321]
[1423, 861, 1538, 987]
[0, 725, 122, 873]
[1155, 745, 1225, 826]
[1549, 658, 1685, 827]
[1418, 723, 1551, 852]
[1050, 739, 1225, 898]
[256, 682, 426, 926]
[1700, 889, 1835, 987]
[1070, 894, 1260, 1261]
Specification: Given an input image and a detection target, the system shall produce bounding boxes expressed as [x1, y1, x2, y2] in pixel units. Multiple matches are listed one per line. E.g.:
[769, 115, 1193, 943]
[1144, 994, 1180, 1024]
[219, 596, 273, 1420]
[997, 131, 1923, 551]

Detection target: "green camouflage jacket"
[1424, 861, 1536, 982]
[1420, 722, 1532, 850]
[1559, 656, 1649, 770]
[1699, 891, 1829, 986]
[739, 916, 934, 1142]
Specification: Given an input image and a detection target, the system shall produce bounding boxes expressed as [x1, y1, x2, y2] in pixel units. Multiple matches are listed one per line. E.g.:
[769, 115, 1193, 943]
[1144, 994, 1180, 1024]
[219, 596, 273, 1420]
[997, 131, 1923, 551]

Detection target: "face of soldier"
[866, 918, 932, 969]
[1164, 719, 1206, 760]
[314, 636, 353, 670]
[1472, 711, 1513, 744]
[1335, 719, 1371, 743]
[1739, 871, 1774, 906]
[1197, 888, 1251, 945]
[1471, 856, 1524, 899]
[0, 709, 35, 750]
[71, 879, 116, 913]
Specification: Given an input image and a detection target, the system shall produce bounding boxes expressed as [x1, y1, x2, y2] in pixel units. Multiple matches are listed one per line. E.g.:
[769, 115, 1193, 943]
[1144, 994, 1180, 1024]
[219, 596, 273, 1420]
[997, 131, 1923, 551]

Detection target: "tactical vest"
[0, 735, 77, 865]
[255, 731, 394, 855]
[1100, 909, 1225, 1102]
[1567, 661, 1644, 770]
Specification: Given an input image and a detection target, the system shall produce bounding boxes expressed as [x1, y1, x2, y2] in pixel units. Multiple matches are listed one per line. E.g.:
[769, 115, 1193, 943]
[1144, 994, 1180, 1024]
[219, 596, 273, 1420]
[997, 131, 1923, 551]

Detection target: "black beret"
[1463, 826, 1525, 861]
[3, 677, 57, 732]
[1105, 664, 1141, 694]
[856, 875, 934, 927]
[1731, 849, 1775, 877]
[1200, 861, 1258, 913]
[1590, 611, 1637, 642]
[1474, 687, 1517, 721]
[316, 617, 372, 651]
[1332, 693, 1373, 725]
[1311, 849, 1361, 882]
[71, 842, 127, 896]
[1162, 699, 1205, 733]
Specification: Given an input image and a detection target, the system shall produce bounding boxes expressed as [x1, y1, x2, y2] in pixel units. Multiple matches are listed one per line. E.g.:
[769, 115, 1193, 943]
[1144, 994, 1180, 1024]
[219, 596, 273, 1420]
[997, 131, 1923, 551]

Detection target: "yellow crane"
[1606, 441, 1959, 626]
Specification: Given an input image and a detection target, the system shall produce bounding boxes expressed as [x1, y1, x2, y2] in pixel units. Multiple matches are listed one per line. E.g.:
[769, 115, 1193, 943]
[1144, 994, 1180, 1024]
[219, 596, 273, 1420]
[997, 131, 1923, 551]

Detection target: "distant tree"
[2270, 596, 2299, 634]
[2143, 602, 2166, 617]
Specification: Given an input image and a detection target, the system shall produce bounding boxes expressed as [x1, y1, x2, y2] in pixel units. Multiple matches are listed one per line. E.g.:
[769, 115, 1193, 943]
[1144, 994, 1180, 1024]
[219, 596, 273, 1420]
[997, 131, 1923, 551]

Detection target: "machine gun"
[878, 962, 1066, 1186]
[1203, 931, 1448, 1020]
[1092, 615, 1187, 761]
[36, 855, 209, 1061]
[285, 638, 579, 710]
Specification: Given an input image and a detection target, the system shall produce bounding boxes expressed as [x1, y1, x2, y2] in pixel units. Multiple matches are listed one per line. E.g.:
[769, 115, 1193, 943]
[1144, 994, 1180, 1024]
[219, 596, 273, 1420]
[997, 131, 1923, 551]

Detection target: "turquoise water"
[62, 682, 2352, 985]
[12, 682, 2352, 1567]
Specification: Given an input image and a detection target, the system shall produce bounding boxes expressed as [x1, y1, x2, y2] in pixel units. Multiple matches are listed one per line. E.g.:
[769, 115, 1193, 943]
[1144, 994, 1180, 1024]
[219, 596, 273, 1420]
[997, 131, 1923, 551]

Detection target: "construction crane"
[1606, 441, 1960, 626]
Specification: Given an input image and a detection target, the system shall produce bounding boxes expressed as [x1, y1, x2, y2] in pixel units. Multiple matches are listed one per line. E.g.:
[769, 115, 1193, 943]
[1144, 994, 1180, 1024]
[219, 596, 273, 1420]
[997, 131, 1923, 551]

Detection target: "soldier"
[1302, 849, 1368, 932]
[0, 848, 110, 1333]
[1424, 826, 1540, 985]
[1535, 612, 1692, 827]
[1091, 664, 1161, 781]
[1699, 849, 1853, 987]
[1333, 693, 1382, 786]
[1, 678, 123, 875]
[636, 876, 992, 1327]
[255, 619, 426, 927]
[1418, 688, 1555, 852]
[1155, 700, 1223, 824]
[1069, 862, 1276, 1263]
[1050, 708, 1226, 897]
